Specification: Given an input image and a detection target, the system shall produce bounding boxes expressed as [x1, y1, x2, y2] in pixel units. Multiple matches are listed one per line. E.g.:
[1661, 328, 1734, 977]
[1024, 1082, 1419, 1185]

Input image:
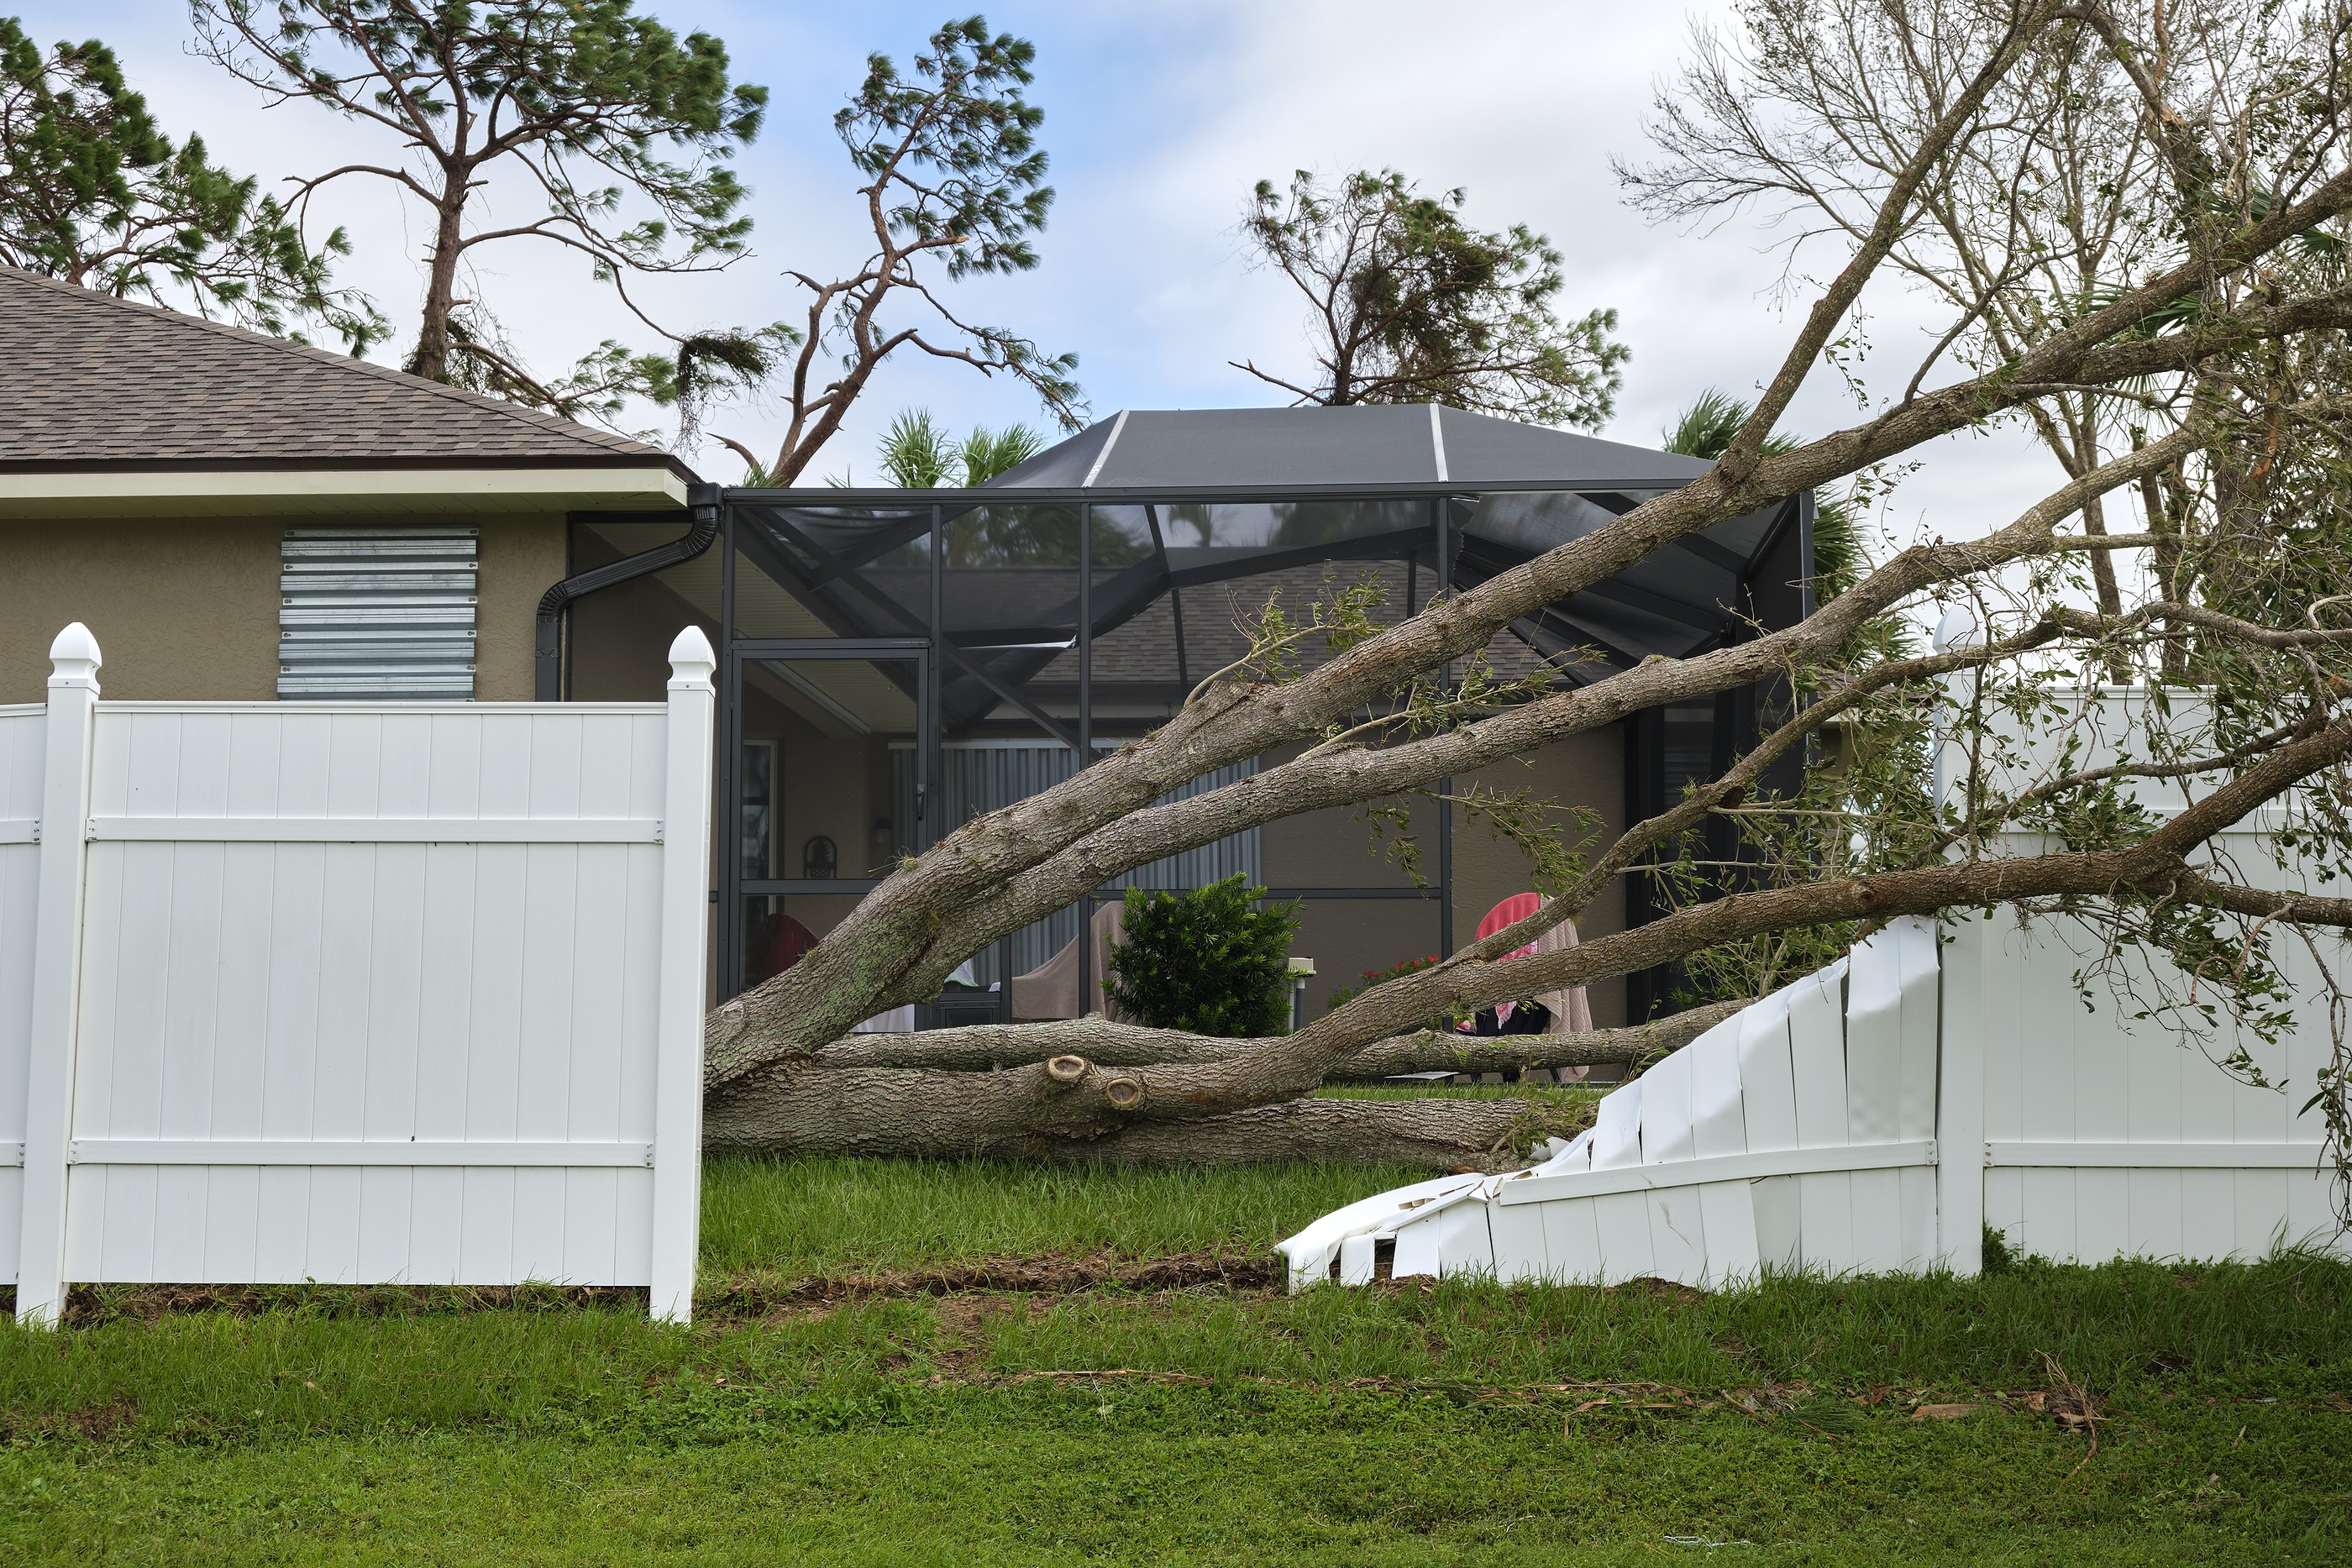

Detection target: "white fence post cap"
[48, 622, 101, 687]
[1930, 605, 1980, 653]
[667, 626, 716, 690]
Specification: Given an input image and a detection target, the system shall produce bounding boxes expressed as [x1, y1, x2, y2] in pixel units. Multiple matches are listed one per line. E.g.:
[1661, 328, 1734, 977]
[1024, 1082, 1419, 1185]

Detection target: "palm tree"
[862, 409, 1045, 488]
[1662, 388, 1865, 601]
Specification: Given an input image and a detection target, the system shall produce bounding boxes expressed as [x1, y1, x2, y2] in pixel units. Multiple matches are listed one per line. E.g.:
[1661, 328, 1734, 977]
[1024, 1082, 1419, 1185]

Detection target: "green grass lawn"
[698, 1150, 1422, 1277]
[2, 1153, 2348, 1565]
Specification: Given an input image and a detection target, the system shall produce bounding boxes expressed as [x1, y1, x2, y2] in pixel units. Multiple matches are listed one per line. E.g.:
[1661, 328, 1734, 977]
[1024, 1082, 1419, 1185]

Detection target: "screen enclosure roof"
[717, 405, 1809, 731]
[985, 404, 1718, 491]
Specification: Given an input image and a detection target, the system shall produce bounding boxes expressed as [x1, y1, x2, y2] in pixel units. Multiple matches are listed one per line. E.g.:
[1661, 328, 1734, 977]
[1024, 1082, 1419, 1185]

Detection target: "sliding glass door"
[722, 639, 934, 1002]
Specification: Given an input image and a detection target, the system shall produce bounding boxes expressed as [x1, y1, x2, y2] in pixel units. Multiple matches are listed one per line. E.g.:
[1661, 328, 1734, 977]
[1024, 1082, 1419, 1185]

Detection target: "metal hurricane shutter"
[280, 527, 478, 700]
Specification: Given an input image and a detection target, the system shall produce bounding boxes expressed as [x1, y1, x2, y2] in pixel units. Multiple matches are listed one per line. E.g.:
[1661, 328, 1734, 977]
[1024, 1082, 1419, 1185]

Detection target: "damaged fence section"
[1281, 908, 2349, 1291]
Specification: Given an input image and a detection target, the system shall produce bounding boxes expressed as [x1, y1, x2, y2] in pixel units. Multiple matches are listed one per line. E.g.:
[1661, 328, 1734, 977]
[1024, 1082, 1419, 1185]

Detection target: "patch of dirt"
[56, 1282, 648, 1328]
[35, 1251, 1712, 1331]
[0, 1398, 139, 1445]
[1629, 1276, 1712, 1306]
[700, 1249, 1280, 1319]
[911, 1292, 1058, 1377]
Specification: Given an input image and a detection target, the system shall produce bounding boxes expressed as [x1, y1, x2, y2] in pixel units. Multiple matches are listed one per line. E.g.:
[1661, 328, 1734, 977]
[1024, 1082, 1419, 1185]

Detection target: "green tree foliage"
[1662, 387, 1872, 603]
[958, 422, 1047, 486]
[840, 408, 1138, 568]
[192, 0, 770, 422]
[1234, 168, 1626, 427]
[719, 18, 1084, 485]
[1105, 876, 1301, 1037]
[0, 20, 380, 349]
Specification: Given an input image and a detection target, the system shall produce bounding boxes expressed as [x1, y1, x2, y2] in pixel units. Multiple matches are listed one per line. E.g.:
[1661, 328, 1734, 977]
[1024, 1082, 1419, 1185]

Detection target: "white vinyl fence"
[1282, 897, 2348, 1291]
[2, 624, 715, 1325]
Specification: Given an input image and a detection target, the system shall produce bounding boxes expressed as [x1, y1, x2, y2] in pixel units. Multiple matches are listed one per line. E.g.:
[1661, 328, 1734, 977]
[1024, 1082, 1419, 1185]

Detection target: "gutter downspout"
[535, 480, 722, 700]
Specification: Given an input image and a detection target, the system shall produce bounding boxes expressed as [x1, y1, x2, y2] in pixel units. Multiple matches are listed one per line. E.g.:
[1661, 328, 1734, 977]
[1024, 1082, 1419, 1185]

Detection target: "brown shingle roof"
[0, 266, 692, 476]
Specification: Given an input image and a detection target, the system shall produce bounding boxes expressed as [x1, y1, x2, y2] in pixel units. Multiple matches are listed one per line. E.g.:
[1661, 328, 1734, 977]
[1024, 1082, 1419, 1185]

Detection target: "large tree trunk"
[791, 1002, 1746, 1077]
[706, 1066, 1576, 1169]
[696, 1008, 1740, 1168]
[680, 9, 2352, 1182]
[407, 176, 468, 384]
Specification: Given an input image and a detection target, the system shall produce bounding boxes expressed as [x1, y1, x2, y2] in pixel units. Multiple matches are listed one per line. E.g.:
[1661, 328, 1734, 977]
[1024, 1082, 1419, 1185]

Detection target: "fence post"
[16, 625, 101, 1325]
[1935, 914, 1987, 1276]
[1927, 607, 1987, 1277]
[648, 626, 717, 1324]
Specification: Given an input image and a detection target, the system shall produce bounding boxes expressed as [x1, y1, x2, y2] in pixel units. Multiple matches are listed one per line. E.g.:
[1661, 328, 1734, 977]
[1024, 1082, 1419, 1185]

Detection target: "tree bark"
[702, 716, 2352, 1167]
[409, 176, 468, 384]
[716, 263, 2352, 1072]
[706, 1068, 1571, 1169]
[804, 999, 1749, 1076]
[684, 42, 2352, 1163]
[1326, 1001, 1751, 1077]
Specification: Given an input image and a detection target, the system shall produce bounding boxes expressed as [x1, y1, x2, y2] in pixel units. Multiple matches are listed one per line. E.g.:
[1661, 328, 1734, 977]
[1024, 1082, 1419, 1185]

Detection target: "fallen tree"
[776, 999, 1750, 1077]
[702, 0, 2352, 1179]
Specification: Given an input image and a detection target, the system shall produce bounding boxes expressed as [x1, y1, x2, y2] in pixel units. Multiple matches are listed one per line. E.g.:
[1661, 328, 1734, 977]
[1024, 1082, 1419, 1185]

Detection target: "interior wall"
[1261, 756, 1438, 1015]
[1289, 898, 1446, 1022]
[764, 704, 892, 889]
[1259, 745, 1440, 893]
[0, 512, 564, 705]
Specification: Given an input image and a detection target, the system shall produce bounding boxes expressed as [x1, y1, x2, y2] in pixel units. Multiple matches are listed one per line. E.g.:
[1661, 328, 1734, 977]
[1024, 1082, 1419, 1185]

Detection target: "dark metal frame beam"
[741, 503, 1084, 753]
[727, 480, 1700, 503]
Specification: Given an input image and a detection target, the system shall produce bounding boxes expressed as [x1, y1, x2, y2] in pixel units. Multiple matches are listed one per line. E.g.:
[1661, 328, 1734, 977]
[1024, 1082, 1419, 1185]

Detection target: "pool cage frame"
[711, 478, 1814, 1023]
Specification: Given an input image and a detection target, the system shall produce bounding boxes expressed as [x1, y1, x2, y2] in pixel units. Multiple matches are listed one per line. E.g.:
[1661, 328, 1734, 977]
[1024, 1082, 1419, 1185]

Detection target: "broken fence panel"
[1283, 905, 2347, 1290]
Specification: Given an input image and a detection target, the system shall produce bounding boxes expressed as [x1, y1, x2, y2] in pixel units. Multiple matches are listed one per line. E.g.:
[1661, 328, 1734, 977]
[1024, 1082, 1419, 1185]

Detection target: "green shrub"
[1105, 875, 1301, 1036]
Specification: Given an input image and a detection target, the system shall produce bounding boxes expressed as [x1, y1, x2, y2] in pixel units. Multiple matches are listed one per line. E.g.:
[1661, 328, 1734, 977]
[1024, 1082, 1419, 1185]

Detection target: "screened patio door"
[723, 638, 934, 1000]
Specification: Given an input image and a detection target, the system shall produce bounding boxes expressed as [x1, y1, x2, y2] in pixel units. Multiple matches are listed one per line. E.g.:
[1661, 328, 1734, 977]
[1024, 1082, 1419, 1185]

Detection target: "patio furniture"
[1470, 892, 1593, 1037]
[1009, 901, 1129, 1020]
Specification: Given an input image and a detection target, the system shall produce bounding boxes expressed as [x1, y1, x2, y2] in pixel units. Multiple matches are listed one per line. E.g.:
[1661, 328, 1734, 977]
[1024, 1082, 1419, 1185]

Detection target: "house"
[2, 267, 1814, 1025]
[0, 265, 698, 706]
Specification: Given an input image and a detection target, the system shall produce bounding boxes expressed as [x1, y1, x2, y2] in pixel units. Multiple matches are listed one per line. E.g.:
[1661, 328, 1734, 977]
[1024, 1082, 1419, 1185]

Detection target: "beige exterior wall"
[474, 513, 569, 702]
[0, 517, 278, 703]
[0, 513, 566, 704]
[565, 538, 717, 703]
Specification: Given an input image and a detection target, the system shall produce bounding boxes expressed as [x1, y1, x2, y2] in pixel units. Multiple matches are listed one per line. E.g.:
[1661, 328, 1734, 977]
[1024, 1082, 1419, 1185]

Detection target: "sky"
[32, 0, 2057, 551]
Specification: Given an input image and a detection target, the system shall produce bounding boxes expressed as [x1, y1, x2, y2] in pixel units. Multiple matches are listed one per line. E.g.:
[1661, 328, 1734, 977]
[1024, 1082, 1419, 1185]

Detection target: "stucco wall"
[475, 514, 569, 701]
[0, 514, 566, 703]
[565, 538, 717, 702]
[0, 517, 277, 702]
